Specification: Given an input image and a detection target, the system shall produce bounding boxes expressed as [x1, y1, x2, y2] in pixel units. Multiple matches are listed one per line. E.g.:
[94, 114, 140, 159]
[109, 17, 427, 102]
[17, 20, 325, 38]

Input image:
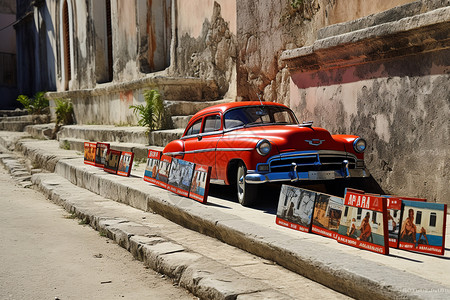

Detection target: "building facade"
[13, 0, 449, 205]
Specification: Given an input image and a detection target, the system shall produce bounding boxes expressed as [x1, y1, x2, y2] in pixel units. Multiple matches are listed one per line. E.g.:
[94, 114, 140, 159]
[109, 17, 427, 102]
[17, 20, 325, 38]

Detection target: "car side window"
[203, 114, 221, 133]
[185, 118, 202, 136]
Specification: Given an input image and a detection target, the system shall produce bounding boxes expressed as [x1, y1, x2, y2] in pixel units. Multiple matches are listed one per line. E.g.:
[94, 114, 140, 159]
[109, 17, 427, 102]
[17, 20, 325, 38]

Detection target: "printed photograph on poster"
[336, 192, 389, 255]
[104, 149, 121, 174]
[154, 155, 172, 188]
[276, 185, 316, 233]
[189, 164, 212, 203]
[95, 142, 110, 167]
[386, 197, 402, 248]
[84, 142, 96, 166]
[117, 151, 134, 177]
[144, 149, 161, 184]
[398, 200, 446, 255]
[311, 193, 344, 239]
[167, 158, 195, 197]
[385, 196, 427, 248]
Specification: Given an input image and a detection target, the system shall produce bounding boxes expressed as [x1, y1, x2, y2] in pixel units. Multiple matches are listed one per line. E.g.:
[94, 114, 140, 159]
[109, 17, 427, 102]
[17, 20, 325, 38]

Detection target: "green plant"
[129, 89, 172, 133]
[54, 98, 74, 125]
[290, 0, 303, 9]
[16, 91, 50, 114]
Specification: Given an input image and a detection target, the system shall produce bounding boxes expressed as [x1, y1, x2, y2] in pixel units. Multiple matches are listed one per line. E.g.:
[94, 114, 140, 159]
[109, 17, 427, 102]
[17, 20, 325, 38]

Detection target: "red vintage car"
[163, 101, 370, 206]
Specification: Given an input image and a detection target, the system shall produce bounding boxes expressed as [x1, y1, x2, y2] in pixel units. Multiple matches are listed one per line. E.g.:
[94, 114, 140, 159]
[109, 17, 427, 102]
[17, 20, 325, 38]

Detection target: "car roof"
[193, 101, 289, 117]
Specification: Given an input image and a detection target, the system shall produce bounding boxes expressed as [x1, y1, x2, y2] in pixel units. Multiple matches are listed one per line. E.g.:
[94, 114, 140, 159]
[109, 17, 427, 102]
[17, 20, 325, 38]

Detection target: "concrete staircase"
[0, 110, 50, 132]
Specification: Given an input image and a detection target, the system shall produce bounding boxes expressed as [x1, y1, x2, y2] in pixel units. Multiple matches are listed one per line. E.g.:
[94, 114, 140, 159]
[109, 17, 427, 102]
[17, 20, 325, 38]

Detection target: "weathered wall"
[282, 2, 450, 204]
[289, 52, 449, 203]
[172, 0, 238, 98]
[235, 0, 417, 103]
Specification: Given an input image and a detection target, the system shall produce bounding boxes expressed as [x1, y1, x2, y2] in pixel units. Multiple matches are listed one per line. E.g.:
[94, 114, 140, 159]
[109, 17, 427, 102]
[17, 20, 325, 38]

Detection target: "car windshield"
[224, 106, 298, 129]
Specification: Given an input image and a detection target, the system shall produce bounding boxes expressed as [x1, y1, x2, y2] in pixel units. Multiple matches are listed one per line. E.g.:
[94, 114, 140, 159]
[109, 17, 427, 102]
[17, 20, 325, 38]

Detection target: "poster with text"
[143, 149, 162, 185]
[311, 193, 344, 240]
[117, 151, 134, 177]
[104, 149, 121, 174]
[84, 142, 96, 166]
[189, 164, 212, 203]
[385, 196, 427, 248]
[276, 185, 316, 233]
[153, 155, 172, 189]
[95, 142, 110, 168]
[398, 200, 446, 255]
[337, 191, 389, 255]
[167, 158, 195, 197]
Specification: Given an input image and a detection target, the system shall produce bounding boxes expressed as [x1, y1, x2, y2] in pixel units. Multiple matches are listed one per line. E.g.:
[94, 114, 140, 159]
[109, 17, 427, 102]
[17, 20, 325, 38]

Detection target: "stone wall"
[235, 0, 417, 104]
[171, 0, 238, 98]
[282, 2, 450, 204]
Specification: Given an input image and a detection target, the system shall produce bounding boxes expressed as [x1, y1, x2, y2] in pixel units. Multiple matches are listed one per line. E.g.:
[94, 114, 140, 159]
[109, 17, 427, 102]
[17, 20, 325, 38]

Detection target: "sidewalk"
[1, 130, 449, 299]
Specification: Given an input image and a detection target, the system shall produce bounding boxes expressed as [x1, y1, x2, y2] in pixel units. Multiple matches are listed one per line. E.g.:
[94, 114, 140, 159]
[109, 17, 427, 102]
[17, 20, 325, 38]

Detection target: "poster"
[143, 149, 162, 185]
[104, 149, 121, 174]
[189, 164, 212, 203]
[167, 158, 195, 197]
[276, 185, 316, 233]
[83, 142, 96, 166]
[398, 200, 446, 255]
[153, 155, 172, 189]
[311, 193, 344, 239]
[385, 196, 427, 248]
[337, 191, 389, 255]
[117, 151, 134, 177]
[95, 142, 110, 167]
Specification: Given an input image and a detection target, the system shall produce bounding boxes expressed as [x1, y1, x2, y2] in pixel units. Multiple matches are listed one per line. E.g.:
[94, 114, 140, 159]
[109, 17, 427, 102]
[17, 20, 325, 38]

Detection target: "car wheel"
[236, 162, 258, 206]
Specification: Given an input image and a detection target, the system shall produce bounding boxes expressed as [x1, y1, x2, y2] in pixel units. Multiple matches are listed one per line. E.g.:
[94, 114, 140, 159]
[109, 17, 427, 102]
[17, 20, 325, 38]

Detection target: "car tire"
[236, 162, 258, 206]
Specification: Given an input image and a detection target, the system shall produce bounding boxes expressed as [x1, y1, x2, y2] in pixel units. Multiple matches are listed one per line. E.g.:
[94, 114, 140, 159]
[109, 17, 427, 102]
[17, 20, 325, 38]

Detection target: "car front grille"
[268, 151, 357, 173]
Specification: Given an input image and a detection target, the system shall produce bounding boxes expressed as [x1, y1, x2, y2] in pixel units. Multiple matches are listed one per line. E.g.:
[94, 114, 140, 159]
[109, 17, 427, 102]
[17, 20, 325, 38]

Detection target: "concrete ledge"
[281, 6, 450, 71]
[46, 76, 219, 101]
[317, 0, 449, 39]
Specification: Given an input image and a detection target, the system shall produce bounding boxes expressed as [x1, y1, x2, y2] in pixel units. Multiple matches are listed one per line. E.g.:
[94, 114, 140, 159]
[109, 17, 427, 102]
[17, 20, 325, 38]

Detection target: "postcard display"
[143, 149, 212, 203]
[84, 142, 134, 177]
[398, 200, 447, 255]
[276, 185, 447, 256]
[338, 191, 389, 255]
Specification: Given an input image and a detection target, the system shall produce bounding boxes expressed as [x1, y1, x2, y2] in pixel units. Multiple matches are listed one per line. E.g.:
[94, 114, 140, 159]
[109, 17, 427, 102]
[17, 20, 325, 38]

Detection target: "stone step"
[0, 109, 28, 117]
[149, 128, 184, 147]
[25, 123, 56, 140]
[0, 115, 50, 132]
[57, 125, 149, 145]
[165, 99, 230, 116]
[56, 124, 183, 149]
[58, 137, 163, 160]
[171, 115, 192, 129]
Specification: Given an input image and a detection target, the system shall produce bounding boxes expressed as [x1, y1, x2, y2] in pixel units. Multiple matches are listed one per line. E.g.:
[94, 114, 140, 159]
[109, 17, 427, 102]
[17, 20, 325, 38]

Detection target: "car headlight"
[353, 138, 367, 153]
[256, 139, 272, 156]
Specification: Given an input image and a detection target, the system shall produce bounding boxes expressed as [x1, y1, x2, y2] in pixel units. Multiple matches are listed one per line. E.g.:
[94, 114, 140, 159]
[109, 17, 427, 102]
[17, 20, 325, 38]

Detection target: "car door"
[182, 117, 203, 163]
[193, 114, 222, 179]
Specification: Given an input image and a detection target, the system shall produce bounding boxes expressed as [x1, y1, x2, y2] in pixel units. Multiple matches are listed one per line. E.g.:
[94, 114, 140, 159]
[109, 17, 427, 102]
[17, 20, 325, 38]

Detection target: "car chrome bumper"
[245, 167, 370, 184]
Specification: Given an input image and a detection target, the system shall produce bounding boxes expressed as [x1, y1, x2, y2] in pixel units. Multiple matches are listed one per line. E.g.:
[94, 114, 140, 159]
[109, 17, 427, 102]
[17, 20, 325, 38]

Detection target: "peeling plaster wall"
[288, 40, 449, 204]
[236, 0, 417, 103]
[172, 0, 237, 98]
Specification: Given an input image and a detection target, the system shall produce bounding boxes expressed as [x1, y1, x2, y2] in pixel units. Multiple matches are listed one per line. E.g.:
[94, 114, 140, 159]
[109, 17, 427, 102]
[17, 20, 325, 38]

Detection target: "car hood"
[225, 125, 346, 153]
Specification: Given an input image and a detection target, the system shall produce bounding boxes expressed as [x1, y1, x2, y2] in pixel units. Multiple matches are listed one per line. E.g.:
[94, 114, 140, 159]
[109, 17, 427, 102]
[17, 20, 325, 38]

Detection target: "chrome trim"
[353, 137, 366, 153]
[256, 139, 271, 156]
[165, 147, 254, 156]
[182, 130, 225, 140]
[210, 179, 226, 185]
[245, 168, 370, 184]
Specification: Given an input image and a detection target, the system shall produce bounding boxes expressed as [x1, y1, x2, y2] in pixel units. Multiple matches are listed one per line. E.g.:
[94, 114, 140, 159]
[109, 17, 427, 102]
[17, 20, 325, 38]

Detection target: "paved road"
[0, 166, 195, 300]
